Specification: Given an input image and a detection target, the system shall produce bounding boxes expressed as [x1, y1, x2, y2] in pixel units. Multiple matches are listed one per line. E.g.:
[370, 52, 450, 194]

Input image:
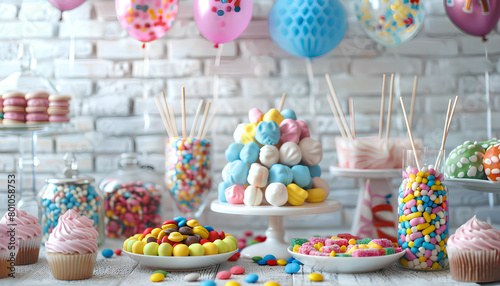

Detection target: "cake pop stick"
[181, 87, 187, 138]
[189, 99, 204, 140]
[325, 73, 353, 140]
[400, 97, 420, 170]
[201, 107, 218, 139]
[279, 92, 287, 112]
[385, 74, 395, 140]
[349, 97, 355, 139]
[198, 101, 211, 138]
[435, 99, 452, 168]
[161, 91, 175, 137]
[409, 75, 418, 129]
[154, 95, 173, 137]
[326, 93, 347, 139]
[378, 74, 387, 139]
[169, 104, 179, 138]
[435, 96, 459, 168]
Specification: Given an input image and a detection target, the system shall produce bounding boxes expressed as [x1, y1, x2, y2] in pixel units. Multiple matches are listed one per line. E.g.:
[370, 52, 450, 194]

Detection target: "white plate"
[330, 166, 401, 179]
[288, 247, 406, 273]
[445, 178, 500, 194]
[211, 199, 342, 216]
[123, 249, 238, 271]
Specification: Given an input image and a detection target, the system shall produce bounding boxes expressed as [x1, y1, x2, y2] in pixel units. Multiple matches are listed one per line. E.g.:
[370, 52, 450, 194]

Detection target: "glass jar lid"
[44, 152, 95, 184]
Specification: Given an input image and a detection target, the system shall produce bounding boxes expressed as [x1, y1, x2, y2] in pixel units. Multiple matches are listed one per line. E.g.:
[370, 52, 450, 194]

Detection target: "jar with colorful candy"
[165, 137, 211, 218]
[398, 149, 449, 270]
[38, 153, 105, 245]
[99, 153, 163, 238]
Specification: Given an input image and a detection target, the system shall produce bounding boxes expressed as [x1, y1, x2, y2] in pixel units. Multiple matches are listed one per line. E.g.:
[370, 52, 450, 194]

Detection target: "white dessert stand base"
[210, 199, 342, 260]
[330, 166, 400, 240]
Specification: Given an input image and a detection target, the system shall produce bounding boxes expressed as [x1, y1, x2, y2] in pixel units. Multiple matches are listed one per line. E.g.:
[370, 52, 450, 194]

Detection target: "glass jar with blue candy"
[38, 153, 105, 245]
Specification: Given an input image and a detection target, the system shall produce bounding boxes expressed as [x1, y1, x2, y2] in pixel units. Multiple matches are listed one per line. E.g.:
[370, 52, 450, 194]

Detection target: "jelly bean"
[252, 256, 263, 262]
[285, 262, 301, 274]
[150, 273, 165, 282]
[225, 282, 240, 286]
[244, 273, 259, 283]
[308, 273, 323, 281]
[102, 249, 114, 258]
[216, 271, 231, 280]
[264, 282, 280, 286]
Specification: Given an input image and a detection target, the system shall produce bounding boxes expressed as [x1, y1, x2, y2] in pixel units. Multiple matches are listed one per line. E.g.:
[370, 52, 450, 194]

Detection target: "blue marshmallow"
[281, 109, 297, 120]
[228, 160, 249, 185]
[255, 121, 280, 146]
[292, 165, 312, 189]
[308, 165, 321, 178]
[225, 142, 243, 162]
[268, 164, 293, 186]
[218, 181, 232, 202]
[240, 142, 260, 164]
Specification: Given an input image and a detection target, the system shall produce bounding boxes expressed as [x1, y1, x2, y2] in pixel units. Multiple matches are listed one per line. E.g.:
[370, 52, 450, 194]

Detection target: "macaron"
[26, 91, 49, 107]
[3, 106, 26, 125]
[48, 94, 71, 102]
[48, 115, 70, 122]
[3, 91, 26, 107]
[47, 108, 70, 115]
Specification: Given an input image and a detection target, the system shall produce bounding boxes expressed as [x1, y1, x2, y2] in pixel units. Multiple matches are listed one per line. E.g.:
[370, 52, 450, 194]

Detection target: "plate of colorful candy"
[122, 217, 240, 270]
[287, 234, 405, 273]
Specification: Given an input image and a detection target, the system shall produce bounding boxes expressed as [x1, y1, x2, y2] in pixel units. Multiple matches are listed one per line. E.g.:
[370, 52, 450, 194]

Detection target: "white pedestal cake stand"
[210, 199, 342, 260]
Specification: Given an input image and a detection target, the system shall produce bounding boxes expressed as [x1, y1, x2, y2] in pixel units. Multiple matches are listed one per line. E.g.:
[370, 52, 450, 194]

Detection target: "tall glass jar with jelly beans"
[165, 137, 211, 219]
[398, 149, 449, 270]
[38, 153, 105, 245]
[99, 153, 163, 239]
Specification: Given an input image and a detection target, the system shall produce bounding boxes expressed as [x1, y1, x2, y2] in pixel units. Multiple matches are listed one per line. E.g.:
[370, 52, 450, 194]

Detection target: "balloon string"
[305, 57, 316, 135]
[213, 44, 223, 104]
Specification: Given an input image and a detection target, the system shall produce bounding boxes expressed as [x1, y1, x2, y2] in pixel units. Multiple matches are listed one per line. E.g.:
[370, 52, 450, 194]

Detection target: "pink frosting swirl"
[0, 209, 42, 240]
[448, 216, 500, 251]
[0, 224, 15, 251]
[45, 210, 98, 254]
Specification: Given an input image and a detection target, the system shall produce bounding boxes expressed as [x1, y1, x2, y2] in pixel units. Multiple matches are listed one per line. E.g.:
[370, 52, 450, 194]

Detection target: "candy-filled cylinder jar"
[165, 137, 211, 218]
[38, 153, 105, 245]
[99, 153, 163, 238]
[398, 149, 449, 270]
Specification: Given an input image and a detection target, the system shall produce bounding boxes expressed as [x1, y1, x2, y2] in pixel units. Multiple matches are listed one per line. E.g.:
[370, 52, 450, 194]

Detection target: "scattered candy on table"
[101, 179, 162, 238]
[309, 273, 323, 282]
[184, 272, 200, 282]
[244, 273, 259, 283]
[264, 282, 281, 286]
[225, 281, 240, 286]
[114, 249, 122, 256]
[150, 272, 165, 282]
[217, 270, 232, 280]
[285, 263, 301, 274]
[166, 137, 211, 214]
[230, 266, 245, 275]
[153, 270, 168, 276]
[200, 281, 216, 286]
[399, 165, 449, 269]
[102, 249, 114, 258]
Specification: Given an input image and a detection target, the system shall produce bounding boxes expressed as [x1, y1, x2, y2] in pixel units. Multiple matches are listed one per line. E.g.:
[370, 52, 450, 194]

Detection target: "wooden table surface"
[0, 235, 479, 286]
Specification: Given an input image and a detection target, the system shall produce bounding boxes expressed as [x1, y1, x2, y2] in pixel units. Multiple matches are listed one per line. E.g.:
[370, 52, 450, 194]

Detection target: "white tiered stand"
[210, 199, 342, 260]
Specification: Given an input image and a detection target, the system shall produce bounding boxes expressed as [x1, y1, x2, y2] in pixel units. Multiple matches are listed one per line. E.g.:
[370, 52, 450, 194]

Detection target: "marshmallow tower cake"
[219, 108, 330, 207]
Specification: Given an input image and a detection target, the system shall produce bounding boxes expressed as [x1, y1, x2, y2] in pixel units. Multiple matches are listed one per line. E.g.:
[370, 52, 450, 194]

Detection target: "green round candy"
[126, 239, 138, 252]
[224, 236, 238, 250]
[252, 256, 263, 262]
[445, 141, 486, 179]
[153, 270, 168, 276]
[222, 237, 237, 251]
[144, 242, 159, 256]
[188, 243, 205, 256]
[158, 243, 173, 256]
[213, 239, 228, 254]
[480, 138, 499, 151]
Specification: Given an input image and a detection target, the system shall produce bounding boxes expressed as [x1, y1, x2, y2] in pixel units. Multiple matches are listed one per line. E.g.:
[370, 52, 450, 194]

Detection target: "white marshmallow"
[279, 142, 302, 167]
[244, 186, 263, 206]
[299, 137, 323, 166]
[247, 163, 269, 188]
[259, 145, 279, 168]
[265, 182, 288, 207]
[233, 123, 246, 144]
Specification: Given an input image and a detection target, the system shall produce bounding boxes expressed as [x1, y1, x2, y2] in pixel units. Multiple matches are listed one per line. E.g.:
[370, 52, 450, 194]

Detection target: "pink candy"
[320, 245, 340, 253]
[279, 119, 301, 144]
[248, 108, 264, 123]
[325, 238, 348, 247]
[225, 185, 245, 204]
[352, 249, 383, 257]
[308, 237, 326, 244]
[296, 120, 310, 139]
[370, 239, 393, 248]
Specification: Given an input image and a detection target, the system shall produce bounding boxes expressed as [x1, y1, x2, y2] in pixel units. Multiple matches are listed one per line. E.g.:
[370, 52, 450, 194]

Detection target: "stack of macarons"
[48, 95, 71, 122]
[2, 91, 27, 126]
[0, 97, 3, 123]
[25, 91, 49, 124]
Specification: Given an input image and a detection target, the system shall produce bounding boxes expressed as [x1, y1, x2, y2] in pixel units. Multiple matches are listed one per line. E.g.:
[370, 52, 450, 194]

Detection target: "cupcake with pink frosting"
[0, 209, 42, 265]
[448, 216, 500, 283]
[0, 224, 17, 279]
[45, 210, 98, 281]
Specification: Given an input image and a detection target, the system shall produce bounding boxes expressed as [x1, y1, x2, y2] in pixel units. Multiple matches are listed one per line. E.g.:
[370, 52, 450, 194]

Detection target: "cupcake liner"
[16, 236, 41, 265]
[46, 252, 97, 281]
[0, 250, 16, 279]
[449, 248, 500, 283]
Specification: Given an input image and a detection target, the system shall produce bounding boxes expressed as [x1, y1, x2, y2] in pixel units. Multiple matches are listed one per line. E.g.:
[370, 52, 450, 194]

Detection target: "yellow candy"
[358, 244, 369, 249]
[306, 188, 326, 203]
[263, 108, 284, 125]
[406, 228, 412, 234]
[417, 171, 424, 177]
[264, 282, 280, 286]
[419, 256, 427, 262]
[157, 230, 167, 241]
[187, 219, 200, 228]
[416, 176, 422, 183]
[432, 262, 439, 269]
[135, 234, 144, 241]
[403, 194, 414, 203]
[161, 223, 178, 230]
[340, 245, 347, 252]
[414, 191, 421, 197]
[168, 232, 184, 242]
[400, 258, 409, 267]
[225, 282, 240, 286]
[331, 236, 340, 239]
[417, 200, 423, 206]
[241, 123, 258, 144]
[405, 212, 422, 220]
[346, 246, 358, 254]
[308, 273, 323, 282]
[150, 273, 165, 282]
[430, 214, 437, 220]
[126, 239, 138, 252]
[202, 242, 219, 255]
[422, 225, 436, 236]
[330, 250, 336, 257]
[408, 241, 414, 248]
[416, 223, 430, 230]
[151, 228, 162, 238]
[286, 183, 309, 206]
[123, 237, 133, 250]
[314, 242, 324, 251]
[293, 245, 301, 253]
[368, 242, 383, 249]
[193, 226, 209, 239]
[277, 259, 288, 266]
[173, 244, 189, 256]
[348, 239, 356, 245]
[131, 240, 147, 254]
[142, 234, 156, 242]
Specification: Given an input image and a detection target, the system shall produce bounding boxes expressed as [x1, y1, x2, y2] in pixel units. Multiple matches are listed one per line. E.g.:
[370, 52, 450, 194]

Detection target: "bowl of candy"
[122, 217, 239, 270]
[288, 234, 406, 273]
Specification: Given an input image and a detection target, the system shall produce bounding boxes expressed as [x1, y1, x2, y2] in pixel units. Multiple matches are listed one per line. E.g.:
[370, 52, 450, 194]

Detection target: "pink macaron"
[48, 115, 69, 122]
[26, 113, 49, 122]
[27, 99, 49, 107]
[4, 112, 26, 121]
[3, 97, 26, 107]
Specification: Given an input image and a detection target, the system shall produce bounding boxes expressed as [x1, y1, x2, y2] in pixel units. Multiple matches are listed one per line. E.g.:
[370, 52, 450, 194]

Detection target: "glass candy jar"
[99, 153, 163, 239]
[39, 153, 105, 245]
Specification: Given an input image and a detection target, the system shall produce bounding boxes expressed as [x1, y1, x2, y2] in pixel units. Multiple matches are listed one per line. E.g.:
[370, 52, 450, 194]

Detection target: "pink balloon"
[193, 0, 253, 46]
[48, 0, 86, 12]
[445, 0, 500, 38]
[116, 0, 178, 43]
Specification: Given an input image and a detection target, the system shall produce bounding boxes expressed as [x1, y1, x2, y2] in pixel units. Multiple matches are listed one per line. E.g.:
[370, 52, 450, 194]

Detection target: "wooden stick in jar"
[279, 92, 287, 112]
[198, 101, 211, 138]
[154, 95, 173, 137]
[409, 75, 418, 129]
[326, 93, 347, 139]
[325, 73, 353, 140]
[160, 91, 174, 136]
[201, 107, 218, 139]
[181, 87, 187, 138]
[349, 97, 355, 139]
[385, 73, 395, 140]
[189, 99, 204, 140]
[169, 104, 179, 138]
[400, 97, 421, 170]
[435, 99, 453, 169]
[378, 74, 387, 139]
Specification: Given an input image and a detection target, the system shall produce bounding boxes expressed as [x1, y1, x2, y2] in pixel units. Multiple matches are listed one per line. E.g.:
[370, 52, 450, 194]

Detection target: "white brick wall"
[0, 0, 499, 228]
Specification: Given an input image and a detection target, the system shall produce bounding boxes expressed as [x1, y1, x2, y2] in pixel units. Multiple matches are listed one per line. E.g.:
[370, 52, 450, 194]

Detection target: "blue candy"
[218, 182, 232, 203]
[244, 273, 259, 283]
[255, 121, 280, 146]
[285, 262, 301, 274]
[228, 160, 250, 185]
[257, 259, 267, 265]
[204, 226, 214, 232]
[281, 109, 297, 120]
[308, 165, 321, 178]
[263, 254, 276, 261]
[200, 281, 216, 286]
[291, 165, 312, 189]
[291, 259, 303, 265]
[102, 249, 114, 258]
[225, 143, 244, 162]
[173, 216, 186, 223]
[268, 164, 293, 186]
[240, 142, 260, 164]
